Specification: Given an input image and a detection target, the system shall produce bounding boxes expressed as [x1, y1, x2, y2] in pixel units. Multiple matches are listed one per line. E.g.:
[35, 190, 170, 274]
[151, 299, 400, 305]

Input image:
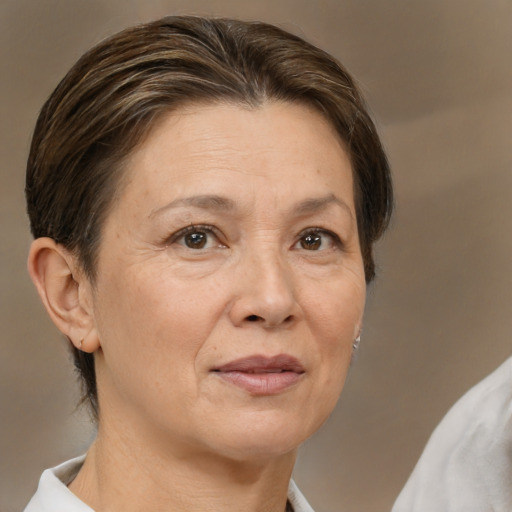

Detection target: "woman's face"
[89, 101, 366, 461]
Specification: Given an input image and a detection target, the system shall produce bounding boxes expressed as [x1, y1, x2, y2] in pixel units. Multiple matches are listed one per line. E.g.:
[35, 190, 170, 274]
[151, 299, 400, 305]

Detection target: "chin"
[201, 410, 324, 463]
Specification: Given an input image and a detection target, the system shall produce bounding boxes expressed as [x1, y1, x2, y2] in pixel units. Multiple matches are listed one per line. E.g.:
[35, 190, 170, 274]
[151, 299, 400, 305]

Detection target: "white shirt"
[24, 455, 315, 512]
[393, 356, 512, 512]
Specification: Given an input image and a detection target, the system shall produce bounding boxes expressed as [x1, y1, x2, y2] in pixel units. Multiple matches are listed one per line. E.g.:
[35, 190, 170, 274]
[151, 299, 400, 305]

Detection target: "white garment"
[393, 356, 512, 512]
[24, 455, 315, 512]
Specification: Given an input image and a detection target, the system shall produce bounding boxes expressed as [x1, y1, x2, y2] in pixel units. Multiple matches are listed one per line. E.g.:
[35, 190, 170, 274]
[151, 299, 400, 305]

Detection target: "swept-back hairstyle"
[26, 16, 393, 416]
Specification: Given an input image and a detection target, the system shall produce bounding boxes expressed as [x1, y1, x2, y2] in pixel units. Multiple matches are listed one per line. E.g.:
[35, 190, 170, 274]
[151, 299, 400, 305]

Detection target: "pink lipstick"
[212, 354, 305, 395]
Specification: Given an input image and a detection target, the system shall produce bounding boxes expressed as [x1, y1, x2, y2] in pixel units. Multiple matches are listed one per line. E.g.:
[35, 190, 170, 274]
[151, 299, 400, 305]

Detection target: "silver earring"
[352, 335, 361, 352]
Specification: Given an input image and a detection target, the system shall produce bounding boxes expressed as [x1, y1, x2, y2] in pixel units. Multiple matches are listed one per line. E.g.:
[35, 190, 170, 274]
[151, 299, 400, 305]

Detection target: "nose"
[228, 251, 299, 329]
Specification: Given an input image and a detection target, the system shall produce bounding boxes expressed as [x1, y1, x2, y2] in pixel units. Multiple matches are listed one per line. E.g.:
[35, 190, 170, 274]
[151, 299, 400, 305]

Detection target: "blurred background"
[1, 1, 511, 511]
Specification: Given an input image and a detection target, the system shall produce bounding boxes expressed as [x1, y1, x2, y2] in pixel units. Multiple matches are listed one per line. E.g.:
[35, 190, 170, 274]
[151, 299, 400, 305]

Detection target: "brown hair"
[26, 15, 393, 416]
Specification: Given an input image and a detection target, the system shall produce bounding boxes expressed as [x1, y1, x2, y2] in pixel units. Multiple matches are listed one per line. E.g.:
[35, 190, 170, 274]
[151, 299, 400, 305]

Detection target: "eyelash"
[163, 224, 343, 251]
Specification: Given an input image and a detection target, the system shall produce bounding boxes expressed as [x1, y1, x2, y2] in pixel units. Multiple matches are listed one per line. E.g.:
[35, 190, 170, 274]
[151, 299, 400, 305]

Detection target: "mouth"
[212, 354, 305, 395]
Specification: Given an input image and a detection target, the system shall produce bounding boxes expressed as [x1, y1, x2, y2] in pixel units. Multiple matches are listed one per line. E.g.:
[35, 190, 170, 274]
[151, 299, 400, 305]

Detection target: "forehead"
[117, 100, 355, 216]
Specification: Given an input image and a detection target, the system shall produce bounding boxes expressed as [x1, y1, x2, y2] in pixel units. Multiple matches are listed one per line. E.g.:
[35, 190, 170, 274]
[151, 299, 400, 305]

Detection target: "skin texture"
[29, 101, 366, 511]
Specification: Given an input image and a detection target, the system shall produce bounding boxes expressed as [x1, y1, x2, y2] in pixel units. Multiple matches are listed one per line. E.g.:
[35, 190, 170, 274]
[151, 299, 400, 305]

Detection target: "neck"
[69, 422, 297, 512]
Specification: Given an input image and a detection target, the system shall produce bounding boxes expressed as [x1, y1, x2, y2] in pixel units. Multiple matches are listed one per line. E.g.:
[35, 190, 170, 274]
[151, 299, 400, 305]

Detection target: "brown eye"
[184, 232, 207, 249]
[171, 225, 227, 250]
[295, 229, 341, 252]
[300, 233, 322, 250]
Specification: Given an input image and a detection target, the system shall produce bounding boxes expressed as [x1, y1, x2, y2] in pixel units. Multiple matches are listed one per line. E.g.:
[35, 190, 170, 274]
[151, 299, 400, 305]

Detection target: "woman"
[24, 15, 392, 512]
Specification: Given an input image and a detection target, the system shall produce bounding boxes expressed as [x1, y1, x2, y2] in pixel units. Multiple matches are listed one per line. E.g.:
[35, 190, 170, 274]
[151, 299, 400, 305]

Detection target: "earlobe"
[27, 238, 100, 352]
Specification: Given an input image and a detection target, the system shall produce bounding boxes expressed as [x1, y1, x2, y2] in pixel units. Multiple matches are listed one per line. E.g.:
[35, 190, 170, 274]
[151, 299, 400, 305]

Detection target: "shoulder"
[393, 356, 512, 511]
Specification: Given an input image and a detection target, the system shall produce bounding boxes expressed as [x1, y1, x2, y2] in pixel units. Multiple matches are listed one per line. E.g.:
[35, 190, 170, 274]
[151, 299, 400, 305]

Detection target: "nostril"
[244, 314, 294, 324]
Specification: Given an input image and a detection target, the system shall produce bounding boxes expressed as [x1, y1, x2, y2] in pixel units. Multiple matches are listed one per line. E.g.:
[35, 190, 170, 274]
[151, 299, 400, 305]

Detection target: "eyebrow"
[292, 194, 354, 219]
[149, 194, 236, 218]
[150, 193, 353, 219]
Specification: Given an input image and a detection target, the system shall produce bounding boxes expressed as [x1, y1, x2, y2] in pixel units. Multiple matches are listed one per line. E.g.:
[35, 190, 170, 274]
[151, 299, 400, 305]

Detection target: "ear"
[27, 237, 100, 353]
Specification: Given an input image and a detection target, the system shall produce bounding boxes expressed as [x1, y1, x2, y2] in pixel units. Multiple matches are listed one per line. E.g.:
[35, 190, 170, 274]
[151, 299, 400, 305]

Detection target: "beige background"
[1, 1, 511, 511]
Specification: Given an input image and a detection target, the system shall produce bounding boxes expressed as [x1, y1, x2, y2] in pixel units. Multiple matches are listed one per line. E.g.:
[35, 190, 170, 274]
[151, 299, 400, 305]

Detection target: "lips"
[212, 355, 305, 395]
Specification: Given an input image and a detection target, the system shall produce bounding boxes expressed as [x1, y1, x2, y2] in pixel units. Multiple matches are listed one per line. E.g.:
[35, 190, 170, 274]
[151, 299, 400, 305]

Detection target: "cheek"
[95, 267, 225, 370]
[92, 270, 223, 416]
[307, 273, 365, 341]
[304, 273, 365, 381]
[291, 276, 365, 437]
